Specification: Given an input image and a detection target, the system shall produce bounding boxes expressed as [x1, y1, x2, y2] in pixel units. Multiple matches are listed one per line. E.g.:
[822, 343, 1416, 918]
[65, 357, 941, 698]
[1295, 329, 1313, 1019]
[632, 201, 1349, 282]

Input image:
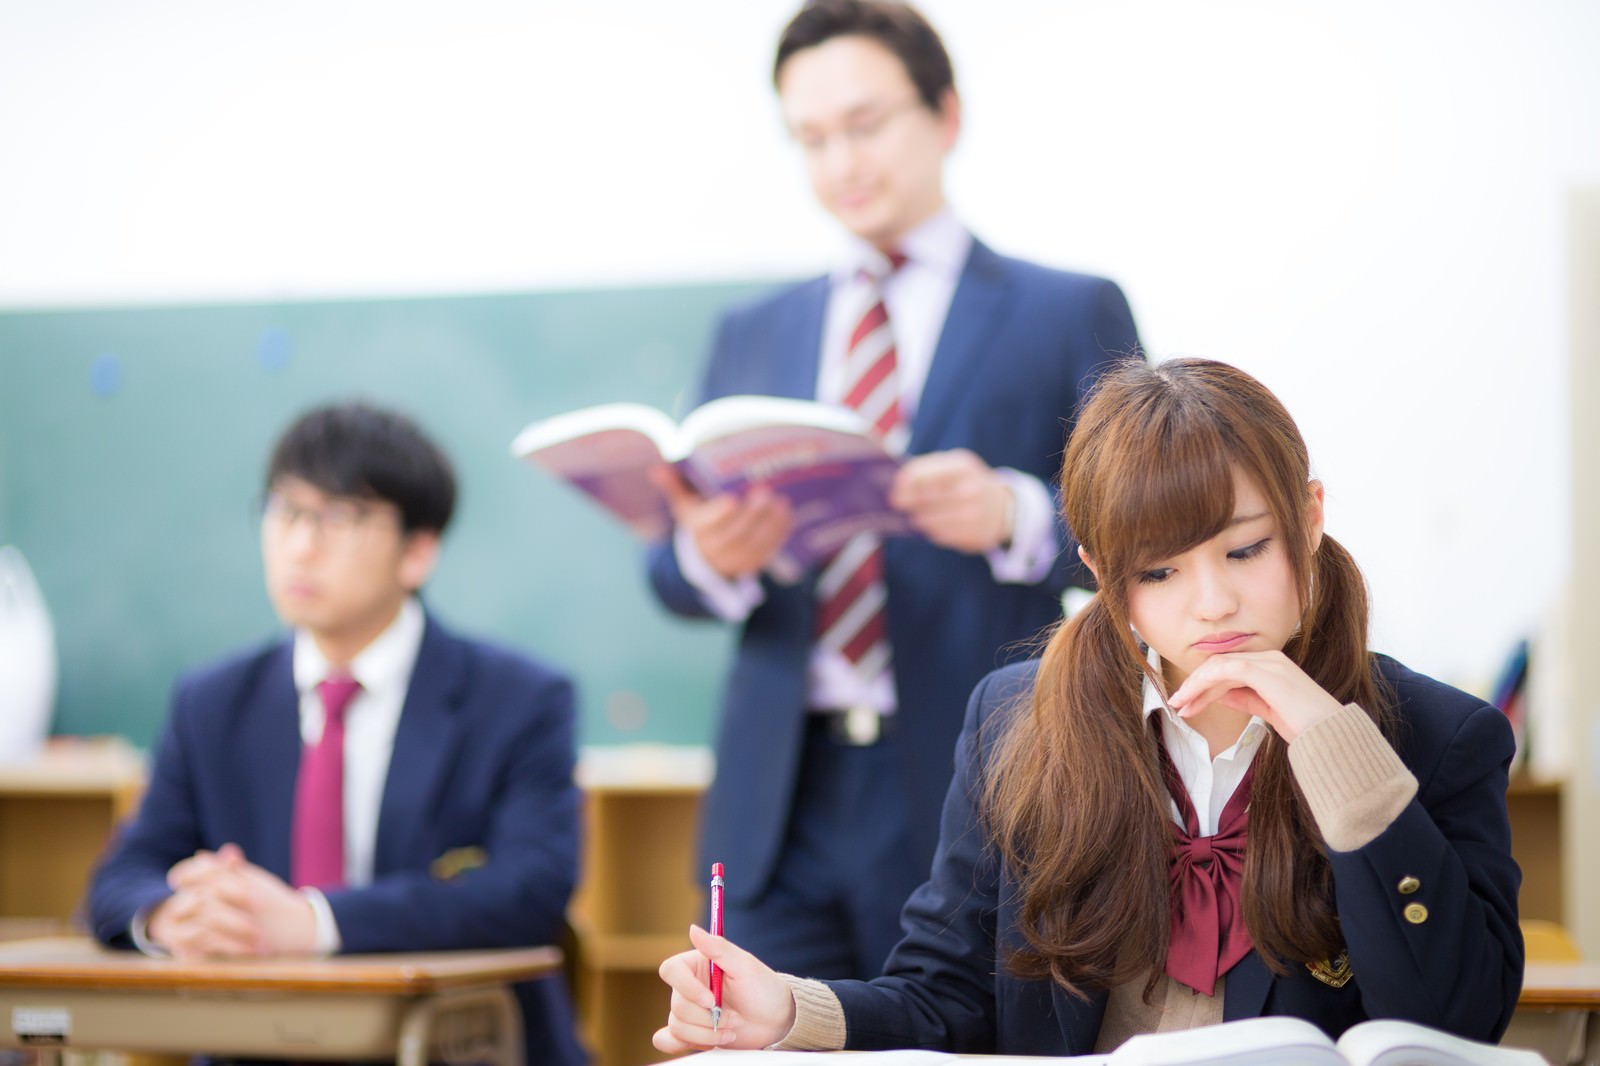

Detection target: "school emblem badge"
[1307, 950, 1354, 988]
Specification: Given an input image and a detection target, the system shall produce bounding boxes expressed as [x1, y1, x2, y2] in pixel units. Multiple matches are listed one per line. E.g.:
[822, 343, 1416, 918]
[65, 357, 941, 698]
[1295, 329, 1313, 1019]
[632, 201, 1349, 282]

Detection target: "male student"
[88, 402, 585, 1066]
[648, 0, 1141, 980]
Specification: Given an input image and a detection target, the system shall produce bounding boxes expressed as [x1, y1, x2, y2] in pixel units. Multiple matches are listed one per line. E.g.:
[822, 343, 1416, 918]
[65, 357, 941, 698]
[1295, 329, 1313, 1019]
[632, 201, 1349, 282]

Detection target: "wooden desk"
[1508, 962, 1600, 1066]
[0, 937, 560, 1066]
[0, 738, 146, 921]
[1518, 961, 1600, 1009]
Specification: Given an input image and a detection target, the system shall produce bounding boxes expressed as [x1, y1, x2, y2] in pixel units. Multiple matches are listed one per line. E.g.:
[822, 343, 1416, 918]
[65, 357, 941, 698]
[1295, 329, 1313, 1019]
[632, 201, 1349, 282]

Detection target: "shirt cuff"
[984, 469, 1059, 585]
[767, 975, 847, 1051]
[130, 903, 172, 957]
[673, 525, 765, 620]
[1288, 702, 1418, 852]
[300, 888, 342, 956]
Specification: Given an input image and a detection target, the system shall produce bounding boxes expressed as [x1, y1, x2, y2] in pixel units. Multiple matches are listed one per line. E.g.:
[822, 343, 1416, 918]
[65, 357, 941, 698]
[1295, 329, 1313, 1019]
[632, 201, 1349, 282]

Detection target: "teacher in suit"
[87, 402, 586, 1066]
[648, 0, 1140, 981]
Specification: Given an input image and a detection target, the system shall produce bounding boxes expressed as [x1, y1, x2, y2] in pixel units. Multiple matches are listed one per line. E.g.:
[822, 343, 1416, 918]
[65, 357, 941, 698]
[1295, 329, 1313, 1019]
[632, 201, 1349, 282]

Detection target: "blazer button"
[1397, 876, 1421, 895]
[1404, 903, 1429, 924]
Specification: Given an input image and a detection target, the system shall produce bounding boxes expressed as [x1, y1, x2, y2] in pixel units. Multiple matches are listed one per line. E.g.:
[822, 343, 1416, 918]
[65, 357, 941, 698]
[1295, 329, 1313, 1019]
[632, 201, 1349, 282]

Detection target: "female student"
[653, 358, 1523, 1055]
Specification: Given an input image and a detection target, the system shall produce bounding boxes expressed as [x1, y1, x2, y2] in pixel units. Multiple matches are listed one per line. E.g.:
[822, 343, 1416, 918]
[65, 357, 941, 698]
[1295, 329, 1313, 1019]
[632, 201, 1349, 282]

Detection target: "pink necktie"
[814, 253, 907, 682]
[291, 674, 361, 890]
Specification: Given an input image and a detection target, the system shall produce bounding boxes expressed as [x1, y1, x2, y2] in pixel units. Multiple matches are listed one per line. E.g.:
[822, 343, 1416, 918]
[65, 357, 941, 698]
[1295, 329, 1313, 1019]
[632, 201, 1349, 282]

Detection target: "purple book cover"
[520, 427, 672, 540]
[677, 422, 913, 570]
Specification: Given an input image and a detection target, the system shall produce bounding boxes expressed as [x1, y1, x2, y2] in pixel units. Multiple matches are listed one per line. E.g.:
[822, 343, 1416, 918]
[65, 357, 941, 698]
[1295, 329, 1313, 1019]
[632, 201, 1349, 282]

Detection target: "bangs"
[1092, 394, 1242, 577]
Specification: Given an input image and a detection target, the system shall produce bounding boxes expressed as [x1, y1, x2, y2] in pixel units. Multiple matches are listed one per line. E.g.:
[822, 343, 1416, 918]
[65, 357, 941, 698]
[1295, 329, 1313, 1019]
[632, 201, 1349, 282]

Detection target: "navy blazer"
[87, 614, 586, 1066]
[827, 655, 1524, 1052]
[648, 240, 1141, 901]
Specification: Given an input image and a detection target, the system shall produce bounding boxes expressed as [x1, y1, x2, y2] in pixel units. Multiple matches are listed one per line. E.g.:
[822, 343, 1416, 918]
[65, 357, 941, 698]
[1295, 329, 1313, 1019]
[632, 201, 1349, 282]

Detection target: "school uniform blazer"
[86, 614, 586, 1066]
[825, 655, 1524, 1053]
[647, 240, 1141, 902]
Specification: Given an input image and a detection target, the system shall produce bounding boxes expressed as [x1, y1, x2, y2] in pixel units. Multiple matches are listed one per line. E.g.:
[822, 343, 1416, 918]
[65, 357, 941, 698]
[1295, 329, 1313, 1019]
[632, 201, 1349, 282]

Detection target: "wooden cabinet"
[571, 747, 710, 1066]
[0, 738, 145, 923]
[1507, 775, 1565, 925]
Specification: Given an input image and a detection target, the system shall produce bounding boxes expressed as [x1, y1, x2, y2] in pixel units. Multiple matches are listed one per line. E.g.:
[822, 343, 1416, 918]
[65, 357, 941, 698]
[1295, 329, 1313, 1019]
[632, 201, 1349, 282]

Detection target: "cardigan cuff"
[767, 975, 847, 1050]
[1288, 702, 1417, 852]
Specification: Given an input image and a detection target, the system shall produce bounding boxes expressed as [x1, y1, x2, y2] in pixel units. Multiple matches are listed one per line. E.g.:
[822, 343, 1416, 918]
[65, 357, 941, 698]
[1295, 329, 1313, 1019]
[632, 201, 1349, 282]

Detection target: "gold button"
[1404, 903, 1429, 924]
[1397, 876, 1421, 895]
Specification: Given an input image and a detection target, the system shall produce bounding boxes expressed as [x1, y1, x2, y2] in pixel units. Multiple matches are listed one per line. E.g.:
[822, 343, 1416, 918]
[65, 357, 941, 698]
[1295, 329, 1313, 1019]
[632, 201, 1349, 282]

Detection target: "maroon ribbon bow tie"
[1154, 723, 1256, 996]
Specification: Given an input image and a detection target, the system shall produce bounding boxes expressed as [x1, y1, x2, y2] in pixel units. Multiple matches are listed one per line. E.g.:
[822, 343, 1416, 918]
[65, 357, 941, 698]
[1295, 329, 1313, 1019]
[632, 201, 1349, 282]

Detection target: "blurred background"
[1, 0, 1595, 755]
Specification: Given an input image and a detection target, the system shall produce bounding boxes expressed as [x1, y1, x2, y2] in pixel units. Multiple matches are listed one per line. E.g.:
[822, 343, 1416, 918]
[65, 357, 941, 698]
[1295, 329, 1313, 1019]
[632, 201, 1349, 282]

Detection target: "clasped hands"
[652, 447, 1014, 580]
[146, 842, 319, 959]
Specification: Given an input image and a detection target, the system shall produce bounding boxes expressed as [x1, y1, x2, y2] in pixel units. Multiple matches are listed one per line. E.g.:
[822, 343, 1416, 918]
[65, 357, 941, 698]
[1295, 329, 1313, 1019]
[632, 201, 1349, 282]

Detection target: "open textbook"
[1106, 1015, 1546, 1066]
[512, 395, 912, 574]
[657, 1016, 1545, 1065]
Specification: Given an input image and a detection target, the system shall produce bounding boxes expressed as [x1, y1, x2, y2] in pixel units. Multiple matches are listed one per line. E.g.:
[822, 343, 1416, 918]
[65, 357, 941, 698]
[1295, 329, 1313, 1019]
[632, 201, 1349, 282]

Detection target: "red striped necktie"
[291, 674, 362, 890]
[814, 252, 908, 685]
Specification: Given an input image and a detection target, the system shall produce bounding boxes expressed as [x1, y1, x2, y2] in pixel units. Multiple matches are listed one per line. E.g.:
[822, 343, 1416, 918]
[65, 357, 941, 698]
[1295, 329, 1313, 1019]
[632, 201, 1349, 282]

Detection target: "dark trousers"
[721, 716, 928, 981]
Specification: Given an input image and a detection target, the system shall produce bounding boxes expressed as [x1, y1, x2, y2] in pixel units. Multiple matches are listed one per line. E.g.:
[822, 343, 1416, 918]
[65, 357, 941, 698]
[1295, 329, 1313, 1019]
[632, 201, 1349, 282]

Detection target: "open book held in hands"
[511, 395, 912, 573]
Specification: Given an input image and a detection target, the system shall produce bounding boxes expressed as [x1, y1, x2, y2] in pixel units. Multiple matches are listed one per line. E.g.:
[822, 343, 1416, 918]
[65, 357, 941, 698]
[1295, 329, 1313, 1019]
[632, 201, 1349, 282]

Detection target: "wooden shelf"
[1506, 772, 1564, 925]
[570, 745, 710, 1066]
[0, 738, 147, 922]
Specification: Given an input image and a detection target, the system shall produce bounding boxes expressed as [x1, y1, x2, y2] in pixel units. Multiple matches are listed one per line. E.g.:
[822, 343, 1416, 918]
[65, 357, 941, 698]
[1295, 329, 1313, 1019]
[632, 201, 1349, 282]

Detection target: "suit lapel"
[242, 641, 302, 879]
[771, 277, 829, 400]
[910, 241, 1011, 453]
[373, 617, 466, 874]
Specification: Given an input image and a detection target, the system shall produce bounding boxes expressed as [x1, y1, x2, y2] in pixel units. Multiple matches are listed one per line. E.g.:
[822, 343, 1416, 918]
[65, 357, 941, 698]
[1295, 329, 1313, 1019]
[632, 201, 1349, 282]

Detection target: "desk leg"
[395, 986, 524, 1066]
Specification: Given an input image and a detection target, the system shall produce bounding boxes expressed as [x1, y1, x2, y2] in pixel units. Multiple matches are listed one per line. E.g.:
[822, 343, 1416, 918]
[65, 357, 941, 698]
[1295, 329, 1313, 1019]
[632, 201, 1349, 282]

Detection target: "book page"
[1110, 1016, 1340, 1066]
[1335, 1019, 1547, 1066]
[679, 394, 872, 447]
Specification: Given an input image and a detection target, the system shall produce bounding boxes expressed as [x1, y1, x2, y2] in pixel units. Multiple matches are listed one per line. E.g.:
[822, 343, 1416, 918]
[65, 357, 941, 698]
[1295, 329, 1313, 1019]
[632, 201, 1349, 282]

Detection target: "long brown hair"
[982, 358, 1391, 998]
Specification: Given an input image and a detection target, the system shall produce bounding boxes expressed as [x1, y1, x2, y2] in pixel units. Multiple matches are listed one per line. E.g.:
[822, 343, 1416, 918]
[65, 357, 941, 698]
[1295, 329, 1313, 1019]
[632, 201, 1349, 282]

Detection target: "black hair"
[264, 402, 456, 535]
[774, 0, 956, 112]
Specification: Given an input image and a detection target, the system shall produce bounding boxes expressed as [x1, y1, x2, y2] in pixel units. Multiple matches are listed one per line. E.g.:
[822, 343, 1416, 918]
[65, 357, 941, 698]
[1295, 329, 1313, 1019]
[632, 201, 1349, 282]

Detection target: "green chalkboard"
[0, 281, 771, 750]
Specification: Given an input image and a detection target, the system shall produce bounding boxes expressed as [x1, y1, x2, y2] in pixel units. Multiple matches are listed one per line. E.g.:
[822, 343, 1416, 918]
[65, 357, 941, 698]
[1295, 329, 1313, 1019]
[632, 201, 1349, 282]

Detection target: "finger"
[190, 870, 258, 911]
[649, 463, 702, 510]
[194, 896, 264, 945]
[657, 949, 715, 1005]
[167, 850, 222, 889]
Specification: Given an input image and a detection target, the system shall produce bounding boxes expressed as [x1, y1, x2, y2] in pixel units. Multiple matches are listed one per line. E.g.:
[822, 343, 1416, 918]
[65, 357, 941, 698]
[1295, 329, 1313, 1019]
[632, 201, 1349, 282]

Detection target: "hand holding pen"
[653, 888, 795, 1051]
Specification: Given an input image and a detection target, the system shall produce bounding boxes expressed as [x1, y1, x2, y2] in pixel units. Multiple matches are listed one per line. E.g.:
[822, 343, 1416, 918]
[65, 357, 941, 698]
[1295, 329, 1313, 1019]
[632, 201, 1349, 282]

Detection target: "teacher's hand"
[651, 465, 792, 579]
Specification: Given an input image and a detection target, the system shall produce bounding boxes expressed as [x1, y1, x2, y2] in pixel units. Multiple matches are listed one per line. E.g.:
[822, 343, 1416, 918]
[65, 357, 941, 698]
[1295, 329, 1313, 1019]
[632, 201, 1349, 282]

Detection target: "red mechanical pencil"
[709, 862, 725, 1031]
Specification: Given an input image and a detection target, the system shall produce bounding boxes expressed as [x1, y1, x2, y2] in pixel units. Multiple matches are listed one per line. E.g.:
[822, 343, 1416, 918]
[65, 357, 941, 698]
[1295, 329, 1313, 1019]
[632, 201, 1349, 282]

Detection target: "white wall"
[2, 0, 1596, 706]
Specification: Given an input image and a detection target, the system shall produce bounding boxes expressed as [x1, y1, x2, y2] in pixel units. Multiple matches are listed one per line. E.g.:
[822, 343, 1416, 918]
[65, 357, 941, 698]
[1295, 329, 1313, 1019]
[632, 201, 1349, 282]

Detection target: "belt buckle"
[839, 704, 881, 746]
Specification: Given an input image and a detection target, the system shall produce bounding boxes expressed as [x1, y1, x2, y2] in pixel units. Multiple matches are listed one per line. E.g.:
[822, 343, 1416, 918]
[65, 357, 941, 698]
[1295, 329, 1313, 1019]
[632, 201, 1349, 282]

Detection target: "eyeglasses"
[790, 98, 927, 157]
[261, 492, 396, 543]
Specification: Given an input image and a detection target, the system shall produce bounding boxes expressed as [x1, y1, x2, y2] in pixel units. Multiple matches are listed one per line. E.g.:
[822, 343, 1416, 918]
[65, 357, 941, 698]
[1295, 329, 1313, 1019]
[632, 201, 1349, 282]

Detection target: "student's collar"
[1139, 646, 1268, 760]
[292, 596, 425, 696]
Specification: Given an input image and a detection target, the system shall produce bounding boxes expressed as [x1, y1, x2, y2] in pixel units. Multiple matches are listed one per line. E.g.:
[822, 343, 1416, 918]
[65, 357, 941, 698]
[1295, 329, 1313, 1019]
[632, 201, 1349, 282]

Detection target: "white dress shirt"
[676, 207, 1060, 714]
[1141, 663, 1267, 836]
